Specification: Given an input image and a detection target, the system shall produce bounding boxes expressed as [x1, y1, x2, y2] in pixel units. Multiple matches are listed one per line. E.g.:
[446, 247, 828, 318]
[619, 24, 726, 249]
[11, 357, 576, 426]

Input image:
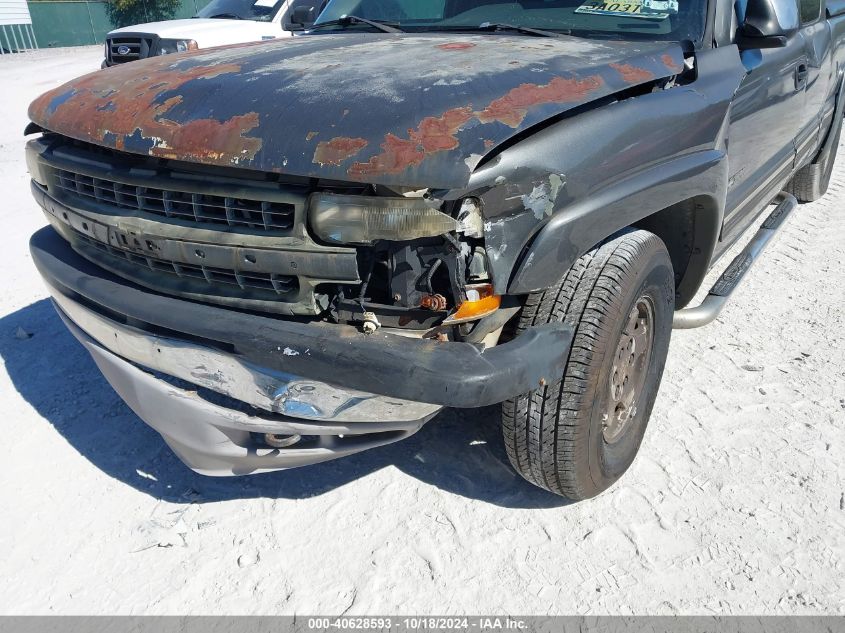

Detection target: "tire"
[787, 113, 842, 203]
[502, 229, 674, 499]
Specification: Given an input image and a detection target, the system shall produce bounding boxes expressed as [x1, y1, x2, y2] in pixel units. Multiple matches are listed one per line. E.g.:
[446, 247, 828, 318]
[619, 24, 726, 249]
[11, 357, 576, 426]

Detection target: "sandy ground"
[0, 46, 843, 616]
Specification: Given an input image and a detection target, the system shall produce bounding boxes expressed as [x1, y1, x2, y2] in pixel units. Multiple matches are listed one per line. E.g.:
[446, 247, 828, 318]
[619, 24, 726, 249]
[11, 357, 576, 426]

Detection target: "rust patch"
[349, 134, 421, 177]
[662, 53, 682, 73]
[349, 74, 606, 176]
[306, 131, 318, 141]
[350, 107, 474, 176]
[477, 75, 604, 128]
[437, 42, 476, 50]
[412, 107, 475, 152]
[483, 139, 495, 149]
[29, 62, 262, 165]
[313, 136, 369, 166]
[151, 112, 261, 162]
[610, 62, 654, 84]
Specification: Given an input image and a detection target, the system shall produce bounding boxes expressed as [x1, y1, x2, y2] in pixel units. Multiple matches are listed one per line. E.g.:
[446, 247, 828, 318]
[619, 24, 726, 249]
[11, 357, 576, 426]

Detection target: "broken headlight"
[309, 193, 460, 245]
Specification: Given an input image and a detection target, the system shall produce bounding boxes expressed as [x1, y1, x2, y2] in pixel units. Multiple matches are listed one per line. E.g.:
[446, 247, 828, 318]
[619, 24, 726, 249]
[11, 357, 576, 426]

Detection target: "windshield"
[313, 0, 706, 43]
[196, 0, 284, 21]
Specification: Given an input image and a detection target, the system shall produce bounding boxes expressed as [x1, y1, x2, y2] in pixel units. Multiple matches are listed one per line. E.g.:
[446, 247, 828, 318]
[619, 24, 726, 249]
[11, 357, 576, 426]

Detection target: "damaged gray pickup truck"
[24, 0, 845, 498]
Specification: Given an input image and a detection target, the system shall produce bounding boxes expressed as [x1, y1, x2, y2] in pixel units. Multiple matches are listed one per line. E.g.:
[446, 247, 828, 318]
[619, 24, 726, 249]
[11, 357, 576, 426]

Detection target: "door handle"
[795, 63, 809, 89]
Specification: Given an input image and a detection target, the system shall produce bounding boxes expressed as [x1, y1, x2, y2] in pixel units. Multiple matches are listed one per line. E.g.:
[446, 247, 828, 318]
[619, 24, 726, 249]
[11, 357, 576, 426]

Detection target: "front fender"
[508, 150, 728, 294]
[461, 45, 747, 298]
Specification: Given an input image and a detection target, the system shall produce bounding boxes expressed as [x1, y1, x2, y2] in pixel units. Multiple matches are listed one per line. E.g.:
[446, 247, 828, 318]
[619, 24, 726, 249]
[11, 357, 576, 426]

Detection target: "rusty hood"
[29, 33, 684, 189]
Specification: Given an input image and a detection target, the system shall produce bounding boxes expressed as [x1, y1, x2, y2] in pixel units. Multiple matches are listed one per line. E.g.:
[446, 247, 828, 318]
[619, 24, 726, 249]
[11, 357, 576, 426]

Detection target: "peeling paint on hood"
[29, 33, 684, 189]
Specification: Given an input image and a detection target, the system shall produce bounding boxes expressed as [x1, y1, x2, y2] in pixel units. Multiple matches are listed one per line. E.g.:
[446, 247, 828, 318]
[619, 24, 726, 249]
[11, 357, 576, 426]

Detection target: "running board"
[673, 191, 797, 329]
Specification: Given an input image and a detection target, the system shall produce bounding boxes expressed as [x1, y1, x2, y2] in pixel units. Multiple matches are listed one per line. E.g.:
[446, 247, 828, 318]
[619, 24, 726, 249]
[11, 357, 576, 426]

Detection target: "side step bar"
[673, 191, 797, 329]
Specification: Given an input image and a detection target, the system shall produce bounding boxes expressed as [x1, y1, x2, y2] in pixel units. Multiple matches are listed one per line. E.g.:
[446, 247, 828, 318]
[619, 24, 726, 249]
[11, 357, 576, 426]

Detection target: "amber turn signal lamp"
[443, 284, 501, 324]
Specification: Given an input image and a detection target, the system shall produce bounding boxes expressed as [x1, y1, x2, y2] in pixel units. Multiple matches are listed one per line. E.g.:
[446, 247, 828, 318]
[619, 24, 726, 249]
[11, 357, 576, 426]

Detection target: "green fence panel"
[27, 0, 211, 48]
[28, 1, 110, 47]
[173, 0, 205, 18]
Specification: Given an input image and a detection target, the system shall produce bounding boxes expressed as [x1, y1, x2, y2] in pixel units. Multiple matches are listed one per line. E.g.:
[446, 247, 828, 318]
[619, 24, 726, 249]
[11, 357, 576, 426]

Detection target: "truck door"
[723, 0, 806, 240]
[795, 0, 833, 167]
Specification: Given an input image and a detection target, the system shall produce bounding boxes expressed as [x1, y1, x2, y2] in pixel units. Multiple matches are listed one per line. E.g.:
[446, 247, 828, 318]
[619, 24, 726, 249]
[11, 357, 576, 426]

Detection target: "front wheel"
[502, 229, 674, 499]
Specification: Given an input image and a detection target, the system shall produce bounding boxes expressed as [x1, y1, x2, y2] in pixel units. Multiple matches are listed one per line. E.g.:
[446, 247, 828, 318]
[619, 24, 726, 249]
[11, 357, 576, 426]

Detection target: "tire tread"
[502, 229, 672, 498]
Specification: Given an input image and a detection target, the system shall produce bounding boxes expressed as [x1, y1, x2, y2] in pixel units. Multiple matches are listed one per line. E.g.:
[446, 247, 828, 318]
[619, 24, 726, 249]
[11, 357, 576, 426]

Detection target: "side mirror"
[285, 5, 315, 30]
[736, 0, 799, 49]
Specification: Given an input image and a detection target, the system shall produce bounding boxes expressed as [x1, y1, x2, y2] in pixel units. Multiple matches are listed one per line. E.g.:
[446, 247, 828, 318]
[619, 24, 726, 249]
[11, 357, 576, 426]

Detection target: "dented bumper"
[31, 227, 573, 475]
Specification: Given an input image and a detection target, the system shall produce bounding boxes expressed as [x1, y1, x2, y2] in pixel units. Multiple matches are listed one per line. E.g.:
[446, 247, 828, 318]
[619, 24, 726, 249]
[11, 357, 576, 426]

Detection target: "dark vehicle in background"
[25, 0, 844, 498]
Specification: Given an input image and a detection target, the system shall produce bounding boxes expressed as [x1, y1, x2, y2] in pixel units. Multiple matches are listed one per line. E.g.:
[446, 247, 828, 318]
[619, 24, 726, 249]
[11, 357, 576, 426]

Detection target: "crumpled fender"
[456, 45, 748, 302]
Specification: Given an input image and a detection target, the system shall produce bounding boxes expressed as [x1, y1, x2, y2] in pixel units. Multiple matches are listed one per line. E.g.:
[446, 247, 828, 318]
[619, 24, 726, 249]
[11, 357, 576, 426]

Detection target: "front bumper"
[31, 227, 574, 475]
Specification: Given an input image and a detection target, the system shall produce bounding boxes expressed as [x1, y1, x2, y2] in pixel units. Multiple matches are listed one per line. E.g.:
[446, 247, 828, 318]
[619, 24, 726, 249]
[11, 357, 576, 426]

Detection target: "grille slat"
[54, 169, 296, 233]
[76, 233, 298, 296]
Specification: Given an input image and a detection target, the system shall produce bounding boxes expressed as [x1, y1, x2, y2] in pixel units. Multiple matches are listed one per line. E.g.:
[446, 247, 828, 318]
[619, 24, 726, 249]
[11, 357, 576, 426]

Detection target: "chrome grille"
[54, 169, 296, 233]
[107, 37, 144, 64]
[76, 232, 299, 296]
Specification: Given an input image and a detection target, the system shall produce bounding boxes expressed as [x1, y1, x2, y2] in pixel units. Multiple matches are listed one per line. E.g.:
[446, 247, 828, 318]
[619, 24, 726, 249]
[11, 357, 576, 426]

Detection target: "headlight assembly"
[156, 39, 198, 55]
[309, 193, 461, 245]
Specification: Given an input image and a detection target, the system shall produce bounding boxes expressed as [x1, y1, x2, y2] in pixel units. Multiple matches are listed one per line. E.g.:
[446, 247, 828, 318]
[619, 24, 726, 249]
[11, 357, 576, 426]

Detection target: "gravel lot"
[0, 46, 843, 615]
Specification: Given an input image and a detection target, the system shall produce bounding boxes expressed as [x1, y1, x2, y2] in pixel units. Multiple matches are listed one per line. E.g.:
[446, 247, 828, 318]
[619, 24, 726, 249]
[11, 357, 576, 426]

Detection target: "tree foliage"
[106, 0, 183, 27]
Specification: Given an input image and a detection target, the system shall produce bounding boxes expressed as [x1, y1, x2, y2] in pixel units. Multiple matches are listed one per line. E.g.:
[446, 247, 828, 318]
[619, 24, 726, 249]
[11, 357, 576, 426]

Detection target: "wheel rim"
[603, 297, 655, 444]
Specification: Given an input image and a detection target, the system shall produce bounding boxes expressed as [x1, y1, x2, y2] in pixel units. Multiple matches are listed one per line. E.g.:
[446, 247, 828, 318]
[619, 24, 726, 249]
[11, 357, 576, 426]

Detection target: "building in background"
[0, 0, 38, 52]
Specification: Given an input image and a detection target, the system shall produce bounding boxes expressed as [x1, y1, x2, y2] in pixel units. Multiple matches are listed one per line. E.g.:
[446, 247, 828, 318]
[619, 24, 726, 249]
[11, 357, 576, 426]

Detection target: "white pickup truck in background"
[102, 0, 317, 67]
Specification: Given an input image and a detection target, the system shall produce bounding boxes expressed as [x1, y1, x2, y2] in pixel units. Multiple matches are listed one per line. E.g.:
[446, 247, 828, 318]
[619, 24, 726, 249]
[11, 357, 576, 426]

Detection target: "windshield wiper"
[310, 15, 403, 33]
[474, 22, 566, 37]
[207, 12, 243, 19]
